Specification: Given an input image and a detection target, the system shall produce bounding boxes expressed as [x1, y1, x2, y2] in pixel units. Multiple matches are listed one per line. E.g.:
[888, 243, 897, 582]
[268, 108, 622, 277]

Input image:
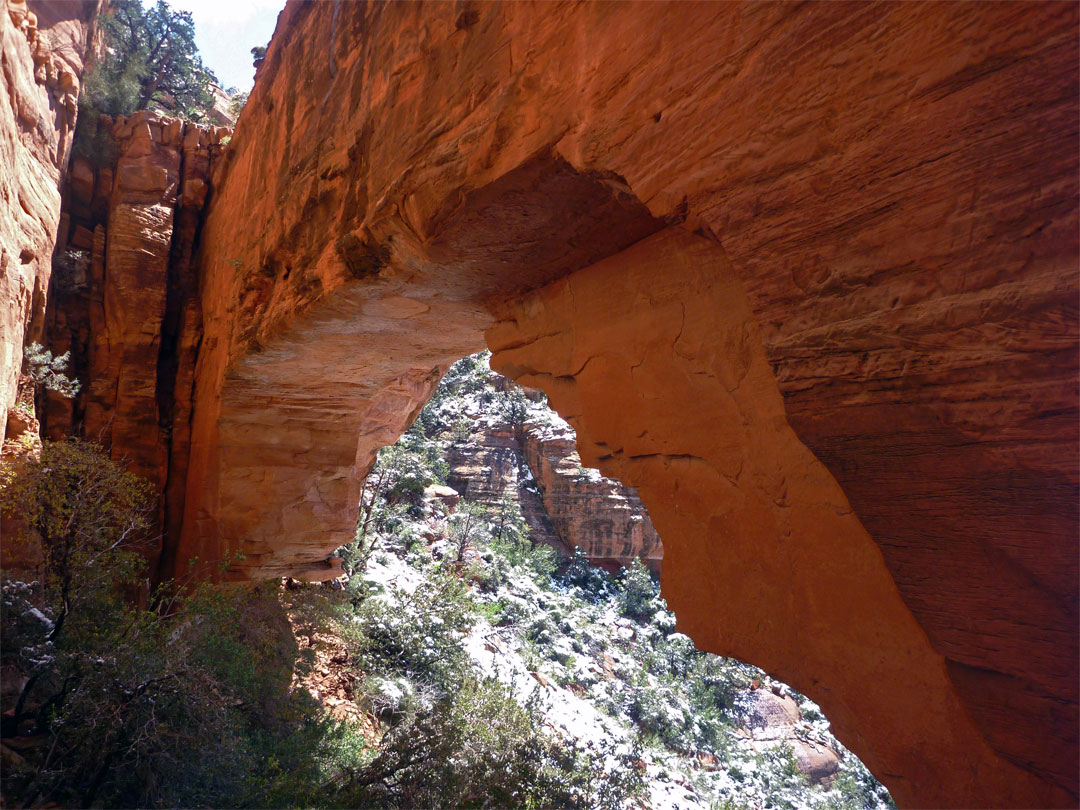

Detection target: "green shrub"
[23, 342, 80, 398]
[562, 545, 614, 595]
[618, 557, 660, 620]
[349, 568, 475, 693]
[0, 441, 343, 808]
[335, 677, 644, 810]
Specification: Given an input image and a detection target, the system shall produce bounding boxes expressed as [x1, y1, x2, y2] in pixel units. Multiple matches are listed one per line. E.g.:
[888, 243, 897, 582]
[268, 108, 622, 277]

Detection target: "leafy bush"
[227, 89, 249, 120]
[0, 441, 342, 808]
[482, 494, 558, 583]
[349, 568, 475, 693]
[0, 438, 151, 638]
[496, 384, 530, 426]
[562, 545, 614, 595]
[336, 676, 644, 810]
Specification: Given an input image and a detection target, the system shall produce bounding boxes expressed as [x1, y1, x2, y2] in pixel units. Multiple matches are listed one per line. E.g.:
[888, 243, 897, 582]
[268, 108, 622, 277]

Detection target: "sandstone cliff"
[446, 422, 565, 556]
[41, 110, 230, 570]
[9, 2, 1076, 806]
[518, 422, 662, 574]
[0, 0, 99, 446]
[440, 368, 663, 572]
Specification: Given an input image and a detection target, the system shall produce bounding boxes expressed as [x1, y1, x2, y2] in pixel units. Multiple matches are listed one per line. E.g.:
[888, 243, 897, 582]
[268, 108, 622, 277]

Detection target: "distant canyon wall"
[446, 411, 663, 572]
[518, 423, 663, 573]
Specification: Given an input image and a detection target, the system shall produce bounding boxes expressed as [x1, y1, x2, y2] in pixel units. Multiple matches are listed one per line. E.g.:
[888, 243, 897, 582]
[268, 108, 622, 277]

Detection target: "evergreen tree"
[75, 0, 217, 162]
[97, 0, 216, 117]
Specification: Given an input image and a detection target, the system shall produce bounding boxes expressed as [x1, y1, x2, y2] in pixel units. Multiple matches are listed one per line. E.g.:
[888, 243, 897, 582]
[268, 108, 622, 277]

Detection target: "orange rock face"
[41, 111, 230, 573]
[14, 1, 1076, 806]
[489, 228, 1072, 809]
[0, 0, 98, 445]
[166, 3, 1076, 805]
[518, 423, 662, 573]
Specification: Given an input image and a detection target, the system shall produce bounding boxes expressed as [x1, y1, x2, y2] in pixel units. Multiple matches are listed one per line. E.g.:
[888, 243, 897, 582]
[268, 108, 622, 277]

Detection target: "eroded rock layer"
[445, 414, 663, 571]
[0, 0, 99, 445]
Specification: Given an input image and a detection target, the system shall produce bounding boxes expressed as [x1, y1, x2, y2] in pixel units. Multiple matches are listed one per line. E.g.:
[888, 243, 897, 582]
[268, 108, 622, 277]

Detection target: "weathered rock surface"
[203, 83, 236, 127]
[13, 2, 1075, 806]
[743, 687, 841, 786]
[445, 410, 663, 571]
[41, 110, 230, 570]
[489, 227, 1070, 809]
[518, 423, 662, 573]
[0, 0, 99, 446]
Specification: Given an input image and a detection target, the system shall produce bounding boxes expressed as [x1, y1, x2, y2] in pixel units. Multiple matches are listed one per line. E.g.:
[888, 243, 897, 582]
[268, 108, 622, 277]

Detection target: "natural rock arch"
[159, 3, 1075, 807]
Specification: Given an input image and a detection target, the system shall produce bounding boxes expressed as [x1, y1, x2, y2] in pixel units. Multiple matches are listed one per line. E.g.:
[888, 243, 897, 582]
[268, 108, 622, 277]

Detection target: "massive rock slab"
[489, 227, 1068, 808]
[31, 2, 1071, 806]
[0, 0, 98, 445]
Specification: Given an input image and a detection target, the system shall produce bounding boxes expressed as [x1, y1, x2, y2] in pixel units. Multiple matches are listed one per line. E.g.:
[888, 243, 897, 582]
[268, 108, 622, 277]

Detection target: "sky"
[158, 0, 286, 93]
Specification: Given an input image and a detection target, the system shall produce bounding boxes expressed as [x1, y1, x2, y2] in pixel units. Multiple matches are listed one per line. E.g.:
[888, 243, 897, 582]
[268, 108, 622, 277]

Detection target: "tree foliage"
[227, 89, 249, 120]
[23, 342, 80, 399]
[618, 556, 661, 621]
[75, 0, 217, 162]
[0, 441, 320, 808]
[95, 0, 216, 117]
[0, 438, 153, 640]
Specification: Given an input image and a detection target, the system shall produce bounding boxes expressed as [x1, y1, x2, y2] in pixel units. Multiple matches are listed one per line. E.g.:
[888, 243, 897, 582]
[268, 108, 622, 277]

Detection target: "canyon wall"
[518, 423, 662, 573]
[445, 409, 663, 571]
[0, 0, 99, 446]
[446, 422, 567, 556]
[41, 110, 231, 570]
[8, 1, 1074, 806]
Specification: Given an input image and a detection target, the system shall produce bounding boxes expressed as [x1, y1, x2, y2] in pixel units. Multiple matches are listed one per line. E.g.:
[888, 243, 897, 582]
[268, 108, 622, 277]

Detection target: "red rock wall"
[42, 111, 230, 571]
[0, 0, 99, 445]
[518, 424, 663, 573]
[27, 2, 1071, 806]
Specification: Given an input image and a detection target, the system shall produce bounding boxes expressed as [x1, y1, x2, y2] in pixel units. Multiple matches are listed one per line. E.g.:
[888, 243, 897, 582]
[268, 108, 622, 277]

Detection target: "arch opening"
[329, 347, 895, 806]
